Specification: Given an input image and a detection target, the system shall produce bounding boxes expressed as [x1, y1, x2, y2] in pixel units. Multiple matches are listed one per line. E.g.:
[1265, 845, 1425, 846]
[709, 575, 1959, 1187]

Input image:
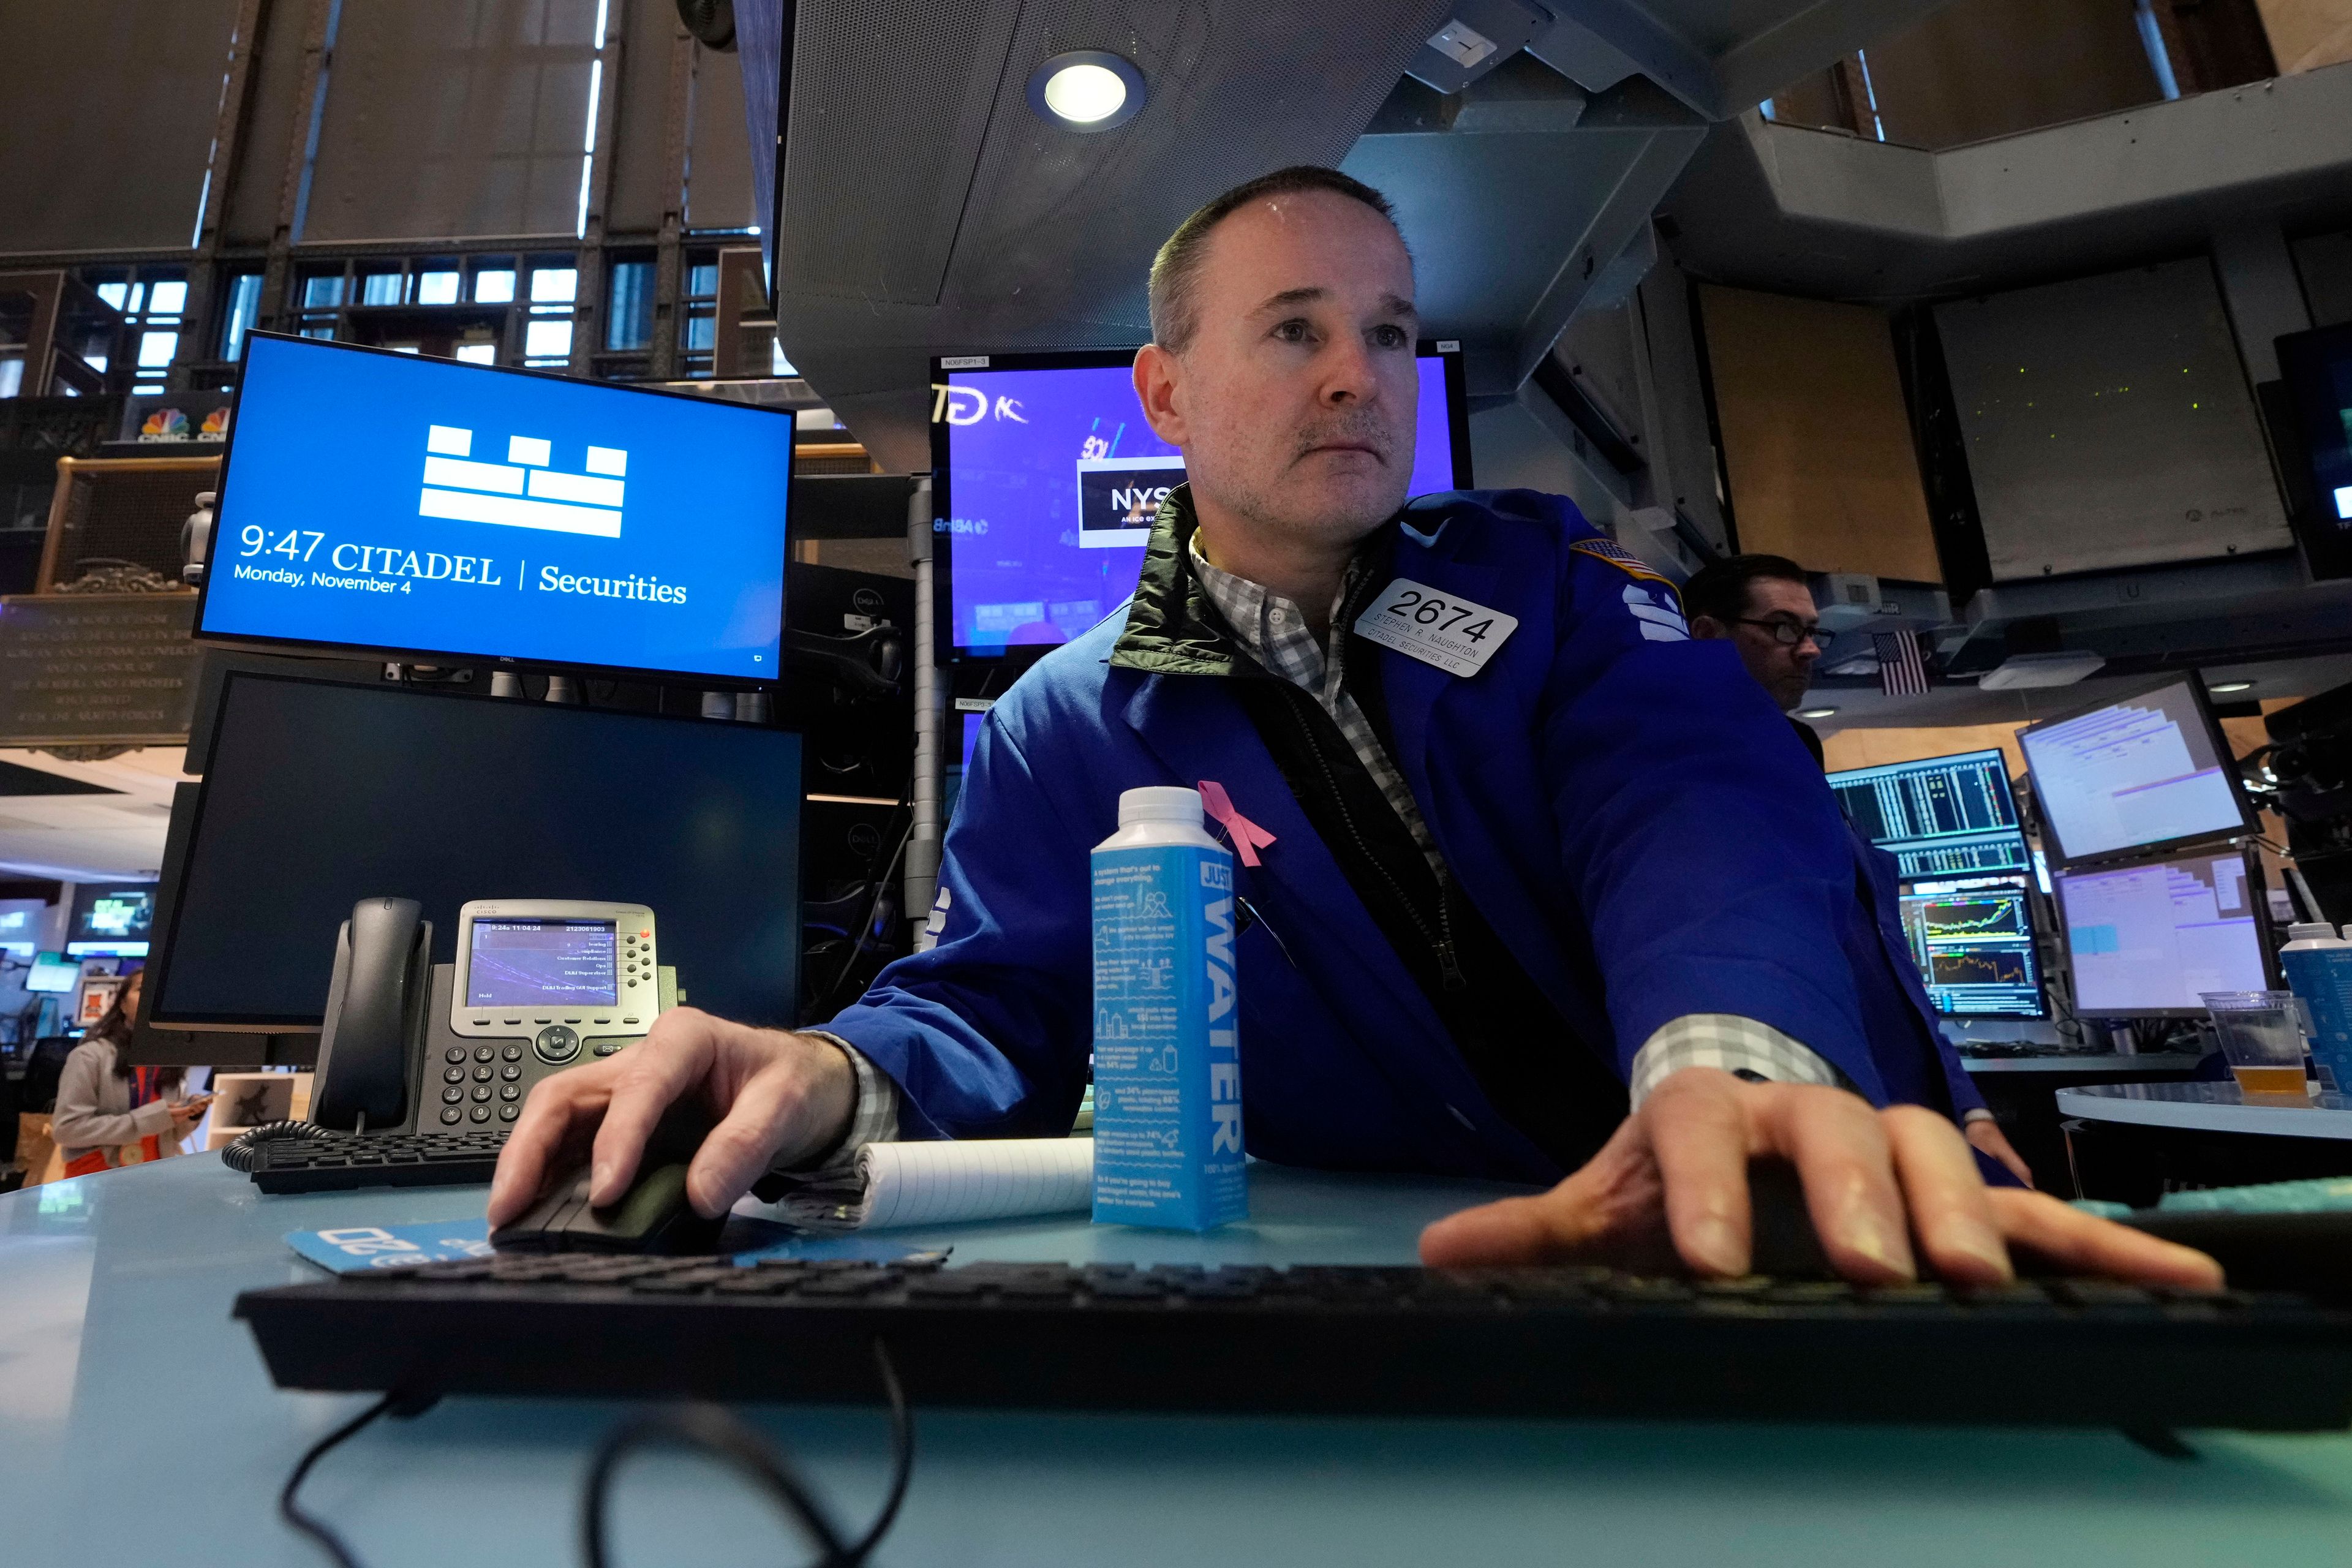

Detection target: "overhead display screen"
[2018, 675, 2255, 866]
[935, 347, 1469, 657]
[1826, 748, 2029, 881]
[195, 333, 793, 682]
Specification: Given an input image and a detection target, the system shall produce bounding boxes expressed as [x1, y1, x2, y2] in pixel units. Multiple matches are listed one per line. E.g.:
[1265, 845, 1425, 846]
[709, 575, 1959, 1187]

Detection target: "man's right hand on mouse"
[486, 1007, 855, 1227]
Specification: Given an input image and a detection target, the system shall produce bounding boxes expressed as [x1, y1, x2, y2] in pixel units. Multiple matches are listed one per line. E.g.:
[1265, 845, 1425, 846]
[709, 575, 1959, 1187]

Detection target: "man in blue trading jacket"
[494, 167, 2209, 1289]
[1681, 552, 2035, 1186]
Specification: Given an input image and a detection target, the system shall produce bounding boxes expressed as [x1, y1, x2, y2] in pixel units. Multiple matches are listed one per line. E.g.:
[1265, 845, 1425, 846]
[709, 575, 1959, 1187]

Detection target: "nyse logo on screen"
[1075, 455, 1186, 549]
[418, 425, 628, 539]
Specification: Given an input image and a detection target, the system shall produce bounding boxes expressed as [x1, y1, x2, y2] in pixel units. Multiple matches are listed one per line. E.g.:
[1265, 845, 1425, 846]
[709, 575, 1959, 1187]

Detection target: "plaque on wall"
[0, 593, 201, 745]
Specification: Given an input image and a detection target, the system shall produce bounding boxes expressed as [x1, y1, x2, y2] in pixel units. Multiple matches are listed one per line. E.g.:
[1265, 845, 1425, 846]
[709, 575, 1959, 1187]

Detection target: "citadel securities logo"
[417, 425, 628, 538]
[1075, 454, 1186, 548]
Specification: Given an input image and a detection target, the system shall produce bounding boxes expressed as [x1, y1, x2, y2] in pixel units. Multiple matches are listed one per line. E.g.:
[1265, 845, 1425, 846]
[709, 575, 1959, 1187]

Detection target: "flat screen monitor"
[65, 882, 155, 958]
[141, 672, 804, 1036]
[2275, 320, 2352, 579]
[1897, 873, 2047, 1018]
[2018, 674, 2257, 868]
[26, 951, 78, 993]
[932, 343, 1473, 658]
[1826, 748, 2030, 881]
[194, 333, 794, 684]
[2053, 846, 2273, 1017]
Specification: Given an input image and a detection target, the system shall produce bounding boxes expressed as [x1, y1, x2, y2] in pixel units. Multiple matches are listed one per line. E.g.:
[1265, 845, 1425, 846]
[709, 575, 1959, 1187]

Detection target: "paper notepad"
[751, 1138, 1094, 1233]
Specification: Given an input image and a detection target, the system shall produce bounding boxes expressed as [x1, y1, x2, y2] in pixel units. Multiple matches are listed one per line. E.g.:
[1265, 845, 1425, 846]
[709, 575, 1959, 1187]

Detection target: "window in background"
[678, 250, 719, 377]
[606, 258, 654, 352]
[524, 258, 579, 368]
[219, 272, 264, 361]
[79, 263, 189, 393]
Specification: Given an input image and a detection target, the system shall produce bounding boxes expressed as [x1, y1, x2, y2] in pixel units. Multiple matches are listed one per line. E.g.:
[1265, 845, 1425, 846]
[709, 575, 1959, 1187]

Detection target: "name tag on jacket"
[1352, 578, 1518, 677]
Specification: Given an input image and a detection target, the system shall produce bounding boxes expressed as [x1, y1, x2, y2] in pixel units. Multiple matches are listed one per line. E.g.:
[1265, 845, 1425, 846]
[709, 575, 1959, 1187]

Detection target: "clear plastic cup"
[2200, 990, 2312, 1099]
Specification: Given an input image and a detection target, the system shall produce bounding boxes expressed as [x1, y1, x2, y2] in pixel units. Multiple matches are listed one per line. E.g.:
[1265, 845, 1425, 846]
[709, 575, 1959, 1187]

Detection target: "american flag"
[1874, 631, 1930, 696]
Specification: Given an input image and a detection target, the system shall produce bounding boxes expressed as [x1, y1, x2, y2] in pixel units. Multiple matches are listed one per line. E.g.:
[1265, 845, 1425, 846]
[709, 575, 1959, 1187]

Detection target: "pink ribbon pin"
[1197, 779, 1277, 867]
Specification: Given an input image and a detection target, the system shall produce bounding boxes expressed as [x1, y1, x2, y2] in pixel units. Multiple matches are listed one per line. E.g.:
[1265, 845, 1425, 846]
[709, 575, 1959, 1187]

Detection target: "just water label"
[1090, 845, 1246, 1231]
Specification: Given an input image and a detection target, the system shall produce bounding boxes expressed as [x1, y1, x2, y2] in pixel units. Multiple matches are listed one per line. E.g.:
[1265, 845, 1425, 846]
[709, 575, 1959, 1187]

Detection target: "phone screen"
[466, 919, 619, 1008]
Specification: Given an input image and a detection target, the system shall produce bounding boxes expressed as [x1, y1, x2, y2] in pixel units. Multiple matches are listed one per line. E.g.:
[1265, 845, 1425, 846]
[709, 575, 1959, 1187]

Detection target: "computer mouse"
[490, 1102, 726, 1255]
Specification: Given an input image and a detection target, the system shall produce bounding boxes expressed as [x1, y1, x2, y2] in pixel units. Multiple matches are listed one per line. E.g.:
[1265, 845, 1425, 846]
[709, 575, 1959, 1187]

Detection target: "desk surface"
[6, 1155, 2352, 1567]
[2057, 1082, 2352, 1139]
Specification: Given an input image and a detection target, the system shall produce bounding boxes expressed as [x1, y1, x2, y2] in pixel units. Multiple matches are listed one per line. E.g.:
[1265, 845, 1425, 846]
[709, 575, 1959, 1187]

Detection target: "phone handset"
[312, 897, 432, 1131]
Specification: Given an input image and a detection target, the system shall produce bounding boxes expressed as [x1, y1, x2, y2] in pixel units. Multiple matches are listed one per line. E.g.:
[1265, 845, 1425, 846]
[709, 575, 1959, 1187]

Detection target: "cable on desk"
[279, 1392, 399, 1568]
[222, 1120, 323, 1172]
[582, 1338, 914, 1568]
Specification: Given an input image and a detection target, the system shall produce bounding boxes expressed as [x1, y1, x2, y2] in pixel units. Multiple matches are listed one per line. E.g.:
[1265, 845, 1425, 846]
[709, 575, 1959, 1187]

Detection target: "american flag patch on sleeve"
[1569, 537, 1681, 593]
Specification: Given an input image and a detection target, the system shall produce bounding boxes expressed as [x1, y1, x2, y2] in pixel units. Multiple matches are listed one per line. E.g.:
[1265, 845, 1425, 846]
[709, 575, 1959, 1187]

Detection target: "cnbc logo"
[1074, 454, 1185, 549]
[419, 425, 628, 538]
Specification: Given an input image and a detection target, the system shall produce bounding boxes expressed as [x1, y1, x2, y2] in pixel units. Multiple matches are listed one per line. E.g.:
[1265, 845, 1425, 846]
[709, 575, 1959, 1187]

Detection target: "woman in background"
[50, 971, 210, 1177]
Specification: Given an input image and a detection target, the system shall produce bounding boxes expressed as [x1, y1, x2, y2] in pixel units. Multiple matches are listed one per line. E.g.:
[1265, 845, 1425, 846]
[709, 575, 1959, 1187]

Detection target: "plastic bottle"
[2278, 921, 2352, 1095]
[1089, 786, 1247, 1230]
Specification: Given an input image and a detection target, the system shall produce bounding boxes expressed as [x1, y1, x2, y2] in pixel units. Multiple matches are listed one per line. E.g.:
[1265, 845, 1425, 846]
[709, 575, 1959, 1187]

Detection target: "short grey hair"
[1147, 165, 1403, 353]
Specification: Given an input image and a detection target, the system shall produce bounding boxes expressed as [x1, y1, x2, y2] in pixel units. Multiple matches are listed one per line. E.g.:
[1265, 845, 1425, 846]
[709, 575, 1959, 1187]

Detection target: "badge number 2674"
[1352, 578, 1519, 678]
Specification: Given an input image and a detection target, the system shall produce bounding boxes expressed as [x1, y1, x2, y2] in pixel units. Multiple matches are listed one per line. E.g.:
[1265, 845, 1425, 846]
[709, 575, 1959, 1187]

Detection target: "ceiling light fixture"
[1028, 51, 1145, 131]
[2209, 680, 2255, 694]
[1798, 707, 1839, 719]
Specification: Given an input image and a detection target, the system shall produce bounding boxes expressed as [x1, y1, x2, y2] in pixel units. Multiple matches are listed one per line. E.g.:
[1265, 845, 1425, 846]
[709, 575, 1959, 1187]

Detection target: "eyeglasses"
[1730, 616, 1822, 649]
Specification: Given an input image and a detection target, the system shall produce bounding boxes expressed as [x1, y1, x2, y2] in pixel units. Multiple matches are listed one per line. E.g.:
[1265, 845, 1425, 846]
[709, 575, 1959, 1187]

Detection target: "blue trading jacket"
[825, 488, 1951, 1185]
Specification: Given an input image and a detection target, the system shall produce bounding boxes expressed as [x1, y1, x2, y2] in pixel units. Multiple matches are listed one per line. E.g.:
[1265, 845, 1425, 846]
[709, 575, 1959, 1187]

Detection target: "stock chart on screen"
[1828, 748, 2031, 881]
[1898, 874, 2046, 1017]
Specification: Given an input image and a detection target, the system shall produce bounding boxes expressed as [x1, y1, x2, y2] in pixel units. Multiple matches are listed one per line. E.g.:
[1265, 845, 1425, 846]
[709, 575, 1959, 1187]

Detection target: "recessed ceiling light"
[1799, 707, 1839, 719]
[2210, 680, 2254, 694]
[1028, 51, 1145, 131]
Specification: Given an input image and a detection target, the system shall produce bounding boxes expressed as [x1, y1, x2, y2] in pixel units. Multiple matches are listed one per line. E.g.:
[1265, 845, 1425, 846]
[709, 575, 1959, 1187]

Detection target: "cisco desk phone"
[229, 897, 671, 1193]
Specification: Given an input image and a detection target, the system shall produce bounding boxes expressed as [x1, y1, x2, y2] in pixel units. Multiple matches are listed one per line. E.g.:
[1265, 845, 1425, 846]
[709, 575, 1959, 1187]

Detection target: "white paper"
[749, 1138, 1095, 1233]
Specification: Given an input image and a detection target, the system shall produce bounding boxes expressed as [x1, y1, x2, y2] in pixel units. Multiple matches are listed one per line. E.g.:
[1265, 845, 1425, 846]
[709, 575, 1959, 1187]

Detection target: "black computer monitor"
[2052, 845, 2275, 1017]
[26, 951, 79, 993]
[930, 342, 1473, 660]
[194, 333, 796, 684]
[2018, 673, 2258, 868]
[1896, 873, 2048, 1019]
[1825, 747, 2030, 881]
[2274, 320, 2352, 579]
[141, 672, 803, 1039]
[65, 882, 156, 957]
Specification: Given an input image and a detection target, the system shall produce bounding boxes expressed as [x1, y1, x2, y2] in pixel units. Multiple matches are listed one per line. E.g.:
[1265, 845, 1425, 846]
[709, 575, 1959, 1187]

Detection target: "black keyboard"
[235, 1255, 2352, 1430]
[233, 1128, 510, 1193]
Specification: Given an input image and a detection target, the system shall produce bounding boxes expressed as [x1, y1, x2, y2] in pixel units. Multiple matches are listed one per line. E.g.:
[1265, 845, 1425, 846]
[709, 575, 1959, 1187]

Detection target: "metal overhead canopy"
[734, 0, 1951, 471]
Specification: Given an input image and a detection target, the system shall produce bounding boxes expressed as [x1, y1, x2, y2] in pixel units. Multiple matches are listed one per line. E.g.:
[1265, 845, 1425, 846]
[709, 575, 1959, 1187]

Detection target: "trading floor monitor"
[2053, 846, 2274, 1017]
[1826, 748, 2030, 881]
[2019, 674, 2259, 868]
[1898, 874, 2048, 1018]
[194, 333, 794, 684]
[139, 672, 803, 1051]
[931, 343, 1472, 659]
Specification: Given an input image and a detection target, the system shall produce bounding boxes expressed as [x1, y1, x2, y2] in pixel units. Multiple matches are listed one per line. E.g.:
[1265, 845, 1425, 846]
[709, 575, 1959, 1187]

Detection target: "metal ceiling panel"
[0, 0, 239, 256]
[732, 0, 1968, 467]
[761, 0, 1450, 469]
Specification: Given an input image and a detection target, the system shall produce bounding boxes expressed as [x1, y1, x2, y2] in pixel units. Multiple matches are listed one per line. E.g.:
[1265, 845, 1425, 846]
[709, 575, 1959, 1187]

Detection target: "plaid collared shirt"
[1188, 537, 1447, 879]
[1186, 533, 1850, 1111]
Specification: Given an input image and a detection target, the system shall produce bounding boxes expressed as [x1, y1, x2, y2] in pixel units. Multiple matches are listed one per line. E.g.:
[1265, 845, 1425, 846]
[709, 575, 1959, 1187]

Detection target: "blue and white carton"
[2280, 922, 2352, 1094]
[1090, 786, 1247, 1230]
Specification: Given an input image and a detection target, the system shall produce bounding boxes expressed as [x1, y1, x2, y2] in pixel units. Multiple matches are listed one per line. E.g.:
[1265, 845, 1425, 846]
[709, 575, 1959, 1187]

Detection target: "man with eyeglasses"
[1686, 554, 2037, 1185]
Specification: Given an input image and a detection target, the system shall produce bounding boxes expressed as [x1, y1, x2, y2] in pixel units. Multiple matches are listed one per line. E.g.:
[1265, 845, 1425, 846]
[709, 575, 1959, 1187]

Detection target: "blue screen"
[198, 334, 793, 680]
[941, 353, 1463, 655]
